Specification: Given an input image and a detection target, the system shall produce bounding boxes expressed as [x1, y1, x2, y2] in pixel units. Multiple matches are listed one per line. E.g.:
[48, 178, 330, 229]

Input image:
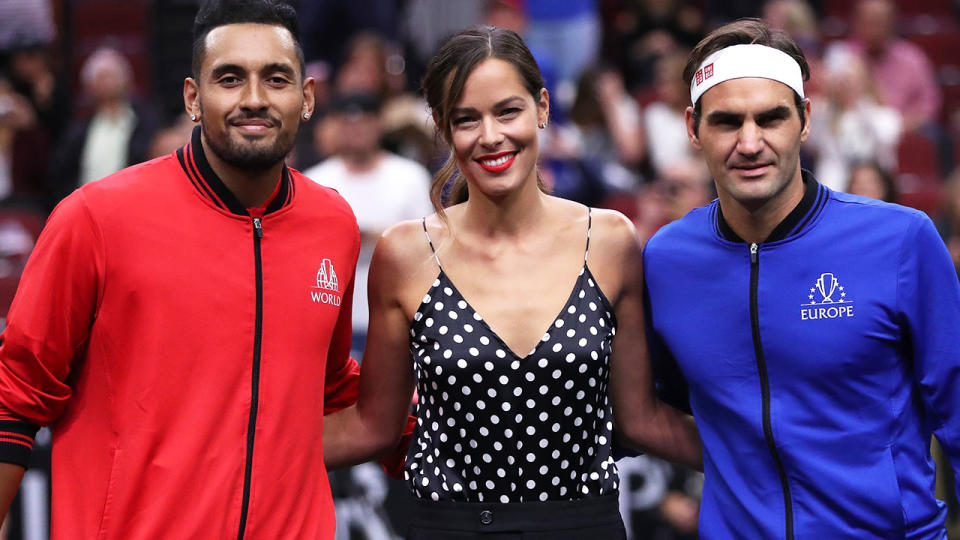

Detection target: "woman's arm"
[591, 210, 702, 470]
[323, 222, 426, 469]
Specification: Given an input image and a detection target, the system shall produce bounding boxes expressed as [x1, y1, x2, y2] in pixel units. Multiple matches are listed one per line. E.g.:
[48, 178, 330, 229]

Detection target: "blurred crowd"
[1, 0, 959, 538]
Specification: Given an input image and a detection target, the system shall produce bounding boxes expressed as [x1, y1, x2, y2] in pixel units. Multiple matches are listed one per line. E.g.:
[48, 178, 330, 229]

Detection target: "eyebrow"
[706, 105, 792, 125]
[210, 62, 297, 79]
[451, 95, 526, 116]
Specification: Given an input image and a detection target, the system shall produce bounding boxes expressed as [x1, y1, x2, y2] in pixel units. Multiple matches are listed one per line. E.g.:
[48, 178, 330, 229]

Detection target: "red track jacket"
[0, 127, 369, 539]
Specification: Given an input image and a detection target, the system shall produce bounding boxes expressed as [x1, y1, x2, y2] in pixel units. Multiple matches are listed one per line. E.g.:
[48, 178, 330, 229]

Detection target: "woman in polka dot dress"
[322, 26, 702, 539]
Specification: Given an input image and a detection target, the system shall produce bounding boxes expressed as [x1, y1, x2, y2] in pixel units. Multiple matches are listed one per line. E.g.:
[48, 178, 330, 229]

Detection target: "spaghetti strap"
[584, 207, 593, 264]
[422, 217, 442, 269]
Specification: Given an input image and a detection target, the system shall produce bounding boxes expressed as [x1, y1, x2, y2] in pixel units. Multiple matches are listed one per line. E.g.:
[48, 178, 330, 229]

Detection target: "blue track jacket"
[643, 173, 960, 539]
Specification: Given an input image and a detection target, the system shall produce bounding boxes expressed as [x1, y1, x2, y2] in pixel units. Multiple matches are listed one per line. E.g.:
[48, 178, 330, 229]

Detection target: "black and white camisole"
[404, 209, 620, 503]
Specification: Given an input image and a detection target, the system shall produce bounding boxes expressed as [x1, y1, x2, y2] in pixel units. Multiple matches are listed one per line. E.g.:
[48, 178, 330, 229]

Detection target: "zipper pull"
[750, 242, 758, 264]
[253, 217, 263, 238]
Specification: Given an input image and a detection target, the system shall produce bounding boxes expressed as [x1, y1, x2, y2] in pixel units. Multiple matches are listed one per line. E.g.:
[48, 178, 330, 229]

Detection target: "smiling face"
[686, 77, 810, 215]
[185, 23, 313, 171]
[449, 58, 548, 200]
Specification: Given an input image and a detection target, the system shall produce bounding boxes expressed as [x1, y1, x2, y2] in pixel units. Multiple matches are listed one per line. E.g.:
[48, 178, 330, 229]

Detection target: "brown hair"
[683, 18, 810, 135]
[421, 25, 545, 216]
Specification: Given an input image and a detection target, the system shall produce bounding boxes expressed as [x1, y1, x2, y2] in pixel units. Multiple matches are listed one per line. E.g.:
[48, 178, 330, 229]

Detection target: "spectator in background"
[523, 0, 601, 108]
[2, 39, 68, 147]
[846, 161, 897, 203]
[569, 65, 645, 171]
[303, 92, 432, 358]
[49, 47, 157, 202]
[635, 158, 712, 246]
[825, 0, 940, 133]
[762, 0, 822, 58]
[610, 0, 704, 91]
[644, 52, 699, 177]
[806, 49, 901, 191]
[0, 73, 49, 207]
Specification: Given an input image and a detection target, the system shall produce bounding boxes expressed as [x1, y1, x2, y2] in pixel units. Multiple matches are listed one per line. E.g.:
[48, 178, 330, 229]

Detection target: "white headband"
[689, 44, 805, 105]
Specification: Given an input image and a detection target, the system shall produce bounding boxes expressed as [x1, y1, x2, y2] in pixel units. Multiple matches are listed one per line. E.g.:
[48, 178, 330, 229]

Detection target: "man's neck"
[719, 170, 805, 244]
[200, 134, 283, 209]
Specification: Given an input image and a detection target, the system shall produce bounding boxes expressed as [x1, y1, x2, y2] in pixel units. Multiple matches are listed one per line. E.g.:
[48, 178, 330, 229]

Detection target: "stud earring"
[303, 112, 310, 120]
[539, 121, 548, 129]
[190, 114, 198, 121]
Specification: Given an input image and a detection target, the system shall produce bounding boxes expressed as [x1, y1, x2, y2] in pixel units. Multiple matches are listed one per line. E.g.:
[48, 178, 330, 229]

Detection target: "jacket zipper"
[237, 217, 264, 540]
[750, 242, 794, 539]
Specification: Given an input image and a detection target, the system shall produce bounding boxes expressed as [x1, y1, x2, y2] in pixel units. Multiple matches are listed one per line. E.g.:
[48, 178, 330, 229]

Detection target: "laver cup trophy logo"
[816, 273, 838, 303]
[801, 272, 854, 320]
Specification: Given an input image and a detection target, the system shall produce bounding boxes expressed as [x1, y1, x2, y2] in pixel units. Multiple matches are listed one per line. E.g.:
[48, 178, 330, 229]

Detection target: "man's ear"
[685, 106, 701, 151]
[184, 77, 201, 120]
[301, 76, 316, 121]
[799, 98, 812, 143]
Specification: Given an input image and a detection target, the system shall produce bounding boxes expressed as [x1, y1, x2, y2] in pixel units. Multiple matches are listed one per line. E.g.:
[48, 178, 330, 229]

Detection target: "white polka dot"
[526, 425, 536, 435]
[589, 302, 597, 311]
[552, 476, 560, 486]
[496, 349, 506, 358]
[552, 423, 560, 432]
[434, 301, 444, 311]
[453, 334, 463, 343]
[457, 359, 468, 368]
[423, 293, 432, 303]
[565, 353, 576, 362]
[462, 386, 471, 395]
[474, 312, 483, 321]
[469, 347, 480, 356]
[552, 396, 561, 406]
[486, 480, 495, 489]
[526, 453, 536, 462]
[453, 483, 463, 492]
[500, 495, 510, 503]
[476, 399, 485, 409]
[541, 333, 551, 342]
[552, 369, 562, 379]
[552, 343, 562, 353]
[525, 372, 535, 382]
[576, 390, 585, 399]
[425, 318, 434, 327]
[448, 311, 458, 320]
[564, 380, 574, 390]
[579, 290, 586, 299]
[502, 402, 511, 412]
[487, 388, 497, 398]
[539, 438, 549, 448]
[566, 329, 576, 338]
[484, 361, 494, 371]
[414, 312, 423, 321]
[499, 375, 509, 385]
[554, 319, 564, 328]
[538, 358, 549, 368]
[443, 349, 453, 359]
[479, 336, 490, 345]
[458, 300, 467, 309]
[510, 360, 520, 370]
[578, 338, 588, 347]
[464, 323, 473, 332]
[563, 407, 573, 416]
[497, 467, 506, 477]
[513, 387, 522, 396]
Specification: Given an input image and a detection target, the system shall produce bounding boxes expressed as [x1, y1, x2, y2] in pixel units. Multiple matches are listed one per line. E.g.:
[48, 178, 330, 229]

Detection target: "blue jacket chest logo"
[801, 272, 854, 320]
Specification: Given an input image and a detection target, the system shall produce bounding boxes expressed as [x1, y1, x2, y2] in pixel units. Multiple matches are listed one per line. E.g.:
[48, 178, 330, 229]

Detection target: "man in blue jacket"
[643, 18, 960, 538]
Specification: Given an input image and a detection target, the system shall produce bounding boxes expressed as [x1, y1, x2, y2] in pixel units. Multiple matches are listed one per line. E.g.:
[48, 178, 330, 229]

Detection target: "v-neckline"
[423, 266, 589, 361]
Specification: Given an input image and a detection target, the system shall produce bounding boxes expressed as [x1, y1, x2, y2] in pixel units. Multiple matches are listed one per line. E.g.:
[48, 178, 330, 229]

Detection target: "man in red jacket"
[0, 1, 404, 538]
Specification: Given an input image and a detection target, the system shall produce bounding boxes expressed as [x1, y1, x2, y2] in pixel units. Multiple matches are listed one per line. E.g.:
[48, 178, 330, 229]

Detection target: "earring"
[303, 112, 310, 120]
[539, 121, 548, 129]
[190, 114, 198, 121]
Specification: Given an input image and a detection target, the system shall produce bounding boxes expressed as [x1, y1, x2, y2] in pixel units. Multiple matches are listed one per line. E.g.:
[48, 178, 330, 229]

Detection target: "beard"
[200, 110, 297, 171]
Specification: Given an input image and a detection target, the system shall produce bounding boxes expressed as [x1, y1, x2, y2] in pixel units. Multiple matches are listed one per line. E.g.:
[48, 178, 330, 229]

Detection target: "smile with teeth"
[477, 151, 518, 172]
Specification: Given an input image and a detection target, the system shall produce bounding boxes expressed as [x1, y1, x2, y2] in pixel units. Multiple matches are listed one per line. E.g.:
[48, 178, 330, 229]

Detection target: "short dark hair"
[684, 18, 810, 135]
[191, 0, 304, 79]
[421, 25, 545, 213]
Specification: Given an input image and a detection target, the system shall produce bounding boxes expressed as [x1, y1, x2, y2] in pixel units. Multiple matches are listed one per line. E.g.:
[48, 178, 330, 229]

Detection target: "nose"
[478, 116, 504, 147]
[240, 79, 268, 111]
[736, 121, 763, 157]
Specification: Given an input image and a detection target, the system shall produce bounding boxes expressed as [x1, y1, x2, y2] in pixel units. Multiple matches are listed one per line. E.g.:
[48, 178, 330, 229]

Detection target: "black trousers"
[406, 493, 627, 539]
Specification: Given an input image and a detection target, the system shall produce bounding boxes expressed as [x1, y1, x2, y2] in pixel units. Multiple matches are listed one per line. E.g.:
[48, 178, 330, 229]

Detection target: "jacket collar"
[176, 126, 294, 216]
[716, 169, 827, 243]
